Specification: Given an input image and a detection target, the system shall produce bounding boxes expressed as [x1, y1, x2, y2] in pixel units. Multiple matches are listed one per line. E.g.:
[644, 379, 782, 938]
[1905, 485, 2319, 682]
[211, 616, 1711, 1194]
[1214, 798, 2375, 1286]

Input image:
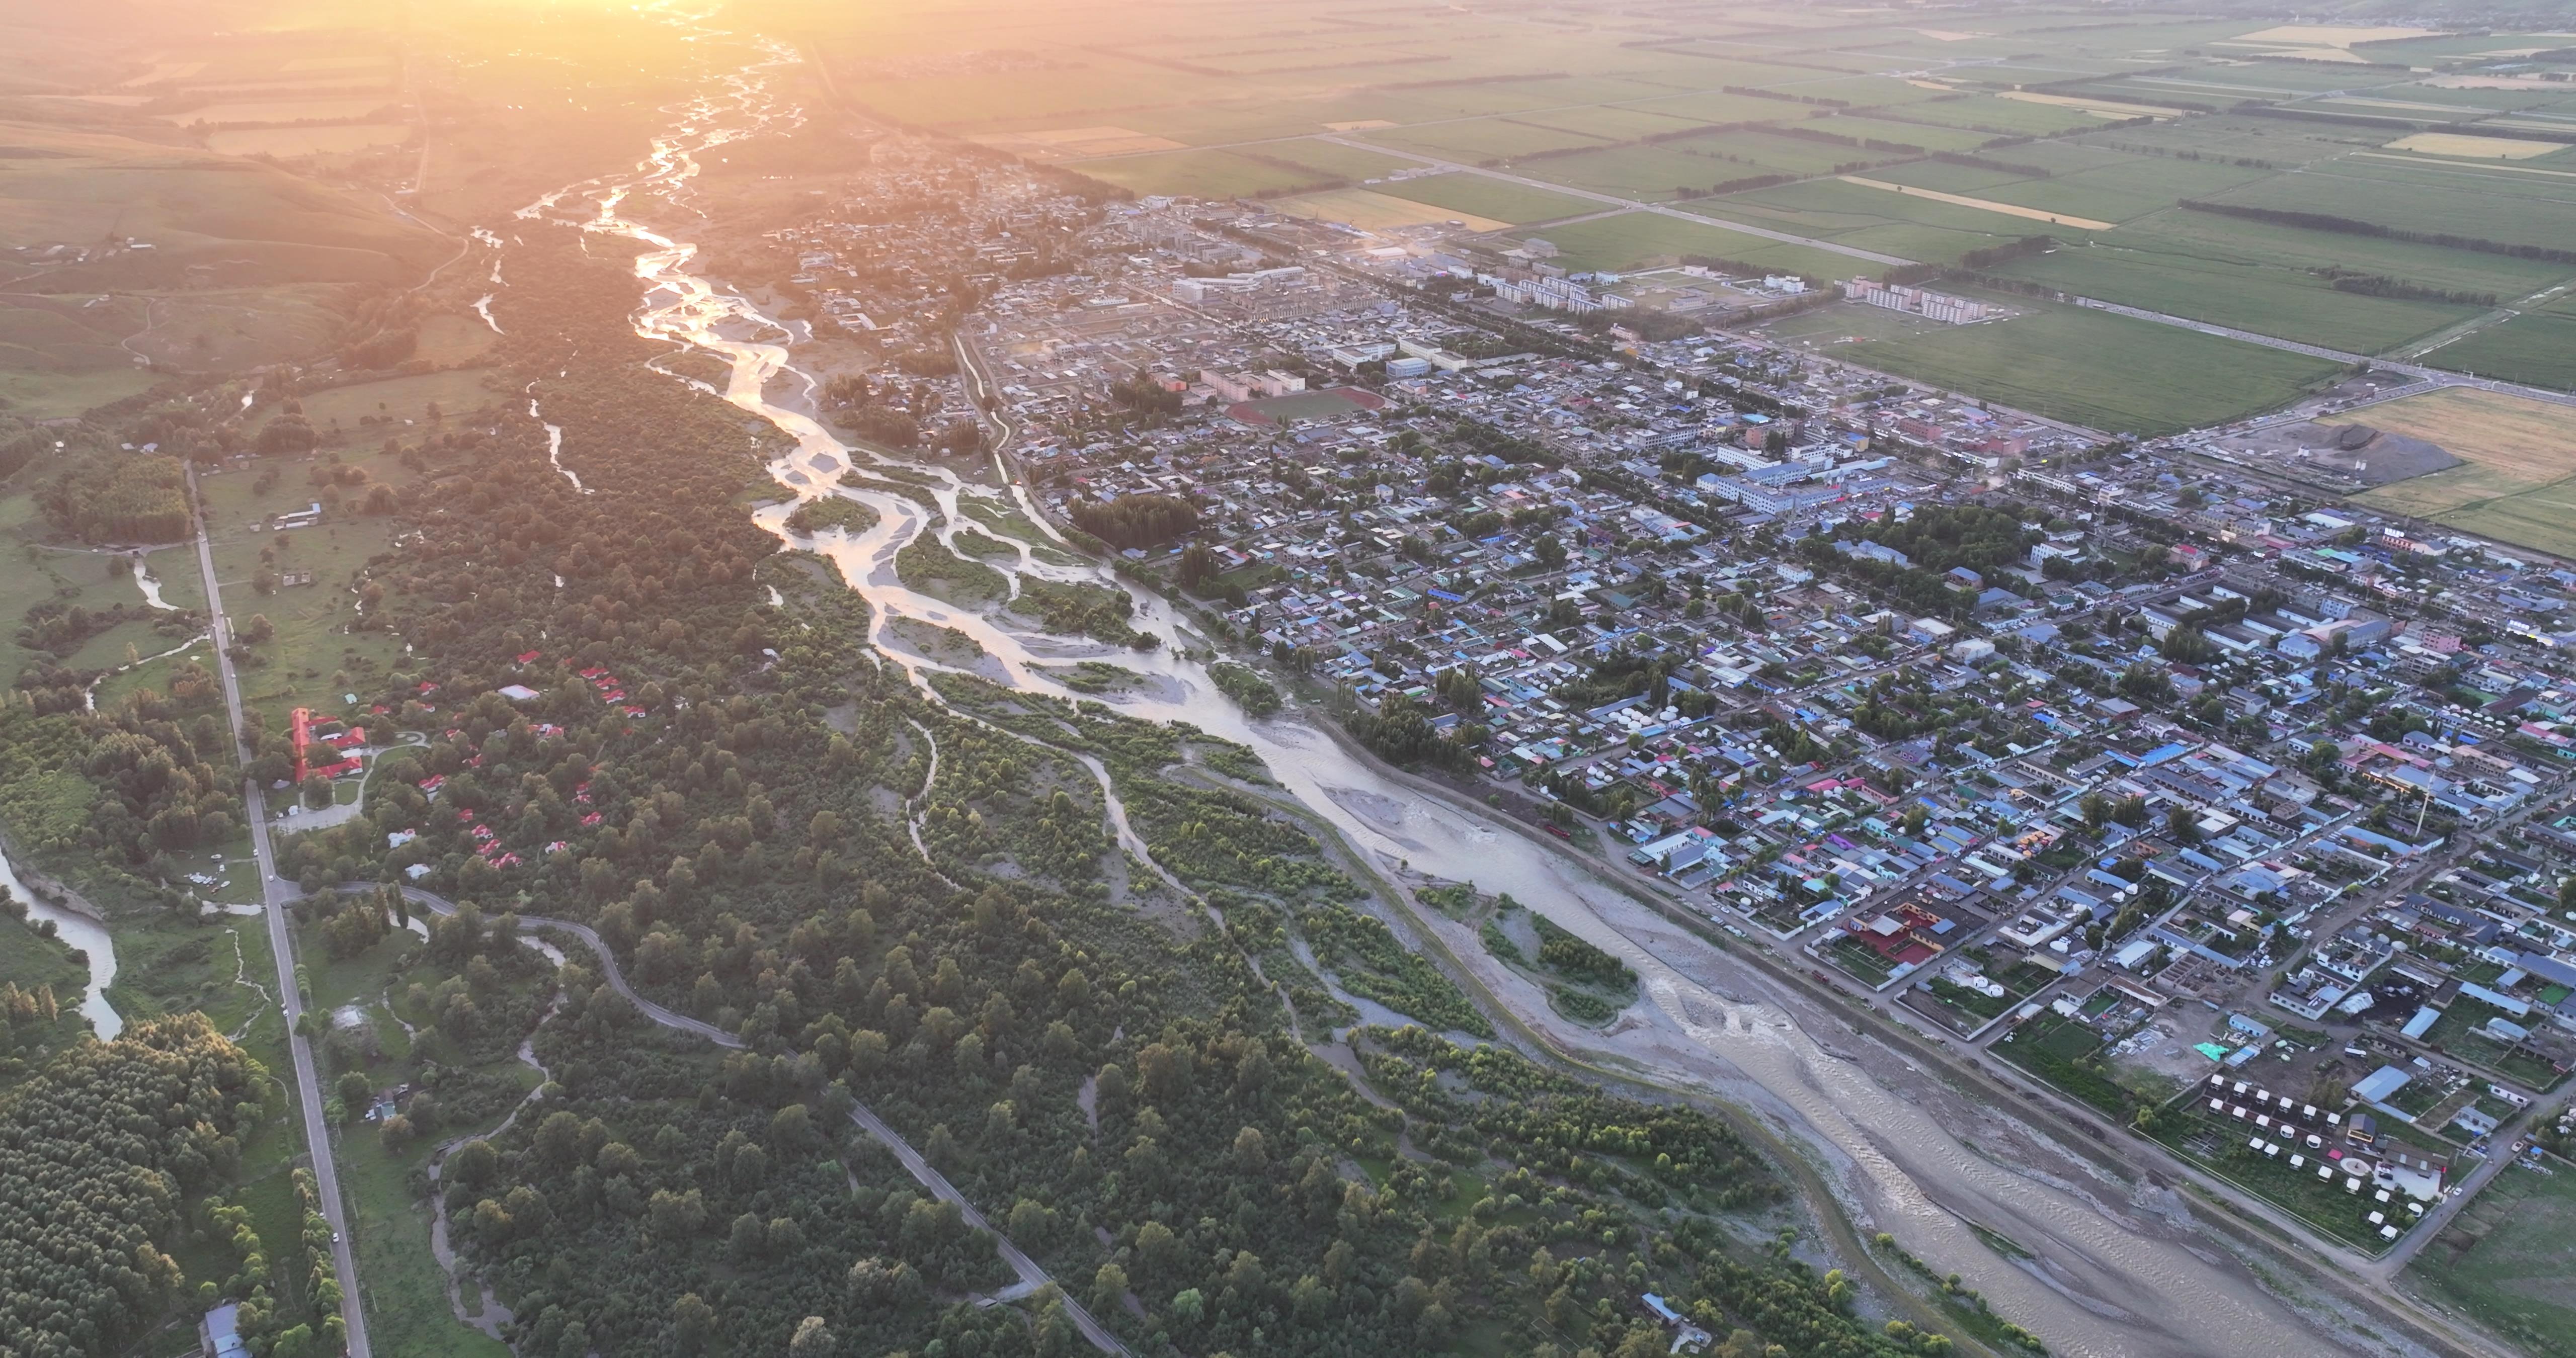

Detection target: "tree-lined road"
[187, 465, 373, 1358]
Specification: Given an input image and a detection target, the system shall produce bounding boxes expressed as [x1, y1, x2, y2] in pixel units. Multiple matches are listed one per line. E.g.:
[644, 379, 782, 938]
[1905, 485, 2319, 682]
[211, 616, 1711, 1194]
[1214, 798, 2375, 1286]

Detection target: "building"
[1842, 277, 1996, 324]
[203, 1305, 250, 1358]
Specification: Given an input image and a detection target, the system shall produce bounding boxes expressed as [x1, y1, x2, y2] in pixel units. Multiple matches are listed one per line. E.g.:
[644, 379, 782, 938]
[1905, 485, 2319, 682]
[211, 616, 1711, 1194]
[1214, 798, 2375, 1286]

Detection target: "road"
[186, 465, 373, 1358]
[373, 885, 1134, 1355]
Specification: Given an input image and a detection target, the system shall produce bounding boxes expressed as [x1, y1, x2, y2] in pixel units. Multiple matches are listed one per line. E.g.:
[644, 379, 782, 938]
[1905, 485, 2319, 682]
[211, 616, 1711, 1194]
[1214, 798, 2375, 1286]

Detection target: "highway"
[186, 465, 373, 1358]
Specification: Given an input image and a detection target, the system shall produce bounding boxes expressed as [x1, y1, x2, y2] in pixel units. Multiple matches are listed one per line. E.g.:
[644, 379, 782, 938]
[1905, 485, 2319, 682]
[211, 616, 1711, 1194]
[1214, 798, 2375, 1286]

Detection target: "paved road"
[186, 466, 373, 1358]
[378, 885, 1133, 1355]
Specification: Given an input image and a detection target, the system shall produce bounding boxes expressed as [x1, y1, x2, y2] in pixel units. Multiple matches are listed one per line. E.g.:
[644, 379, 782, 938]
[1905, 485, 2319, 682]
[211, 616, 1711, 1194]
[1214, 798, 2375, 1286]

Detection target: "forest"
[0, 1015, 267, 1358]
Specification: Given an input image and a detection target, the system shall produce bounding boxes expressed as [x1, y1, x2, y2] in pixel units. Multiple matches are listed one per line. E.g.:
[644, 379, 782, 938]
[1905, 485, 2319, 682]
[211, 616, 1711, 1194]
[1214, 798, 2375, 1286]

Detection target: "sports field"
[2409, 1164, 2576, 1357]
[2347, 388, 2576, 557]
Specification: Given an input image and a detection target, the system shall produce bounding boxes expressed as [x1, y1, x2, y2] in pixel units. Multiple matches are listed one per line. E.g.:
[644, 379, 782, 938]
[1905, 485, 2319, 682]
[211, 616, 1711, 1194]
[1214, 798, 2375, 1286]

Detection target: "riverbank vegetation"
[783, 496, 879, 536]
[1012, 577, 1148, 647]
[895, 532, 1008, 603]
[1209, 659, 1281, 716]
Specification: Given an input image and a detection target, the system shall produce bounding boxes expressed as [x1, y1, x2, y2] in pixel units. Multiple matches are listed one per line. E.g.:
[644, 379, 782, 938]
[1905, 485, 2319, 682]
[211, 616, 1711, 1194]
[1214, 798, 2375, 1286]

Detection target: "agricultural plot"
[1505, 104, 1710, 143]
[1691, 178, 2068, 263]
[2347, 389, 2576, 556]
[206, 124, 412, 157]
[1511, 211, 1866, 276]
[1988, 245, 2479, 353]
[2434, 310, 2576, 391]
[2409, 1165, 2576, 1358]
[1374, 173, 1600, 225]
[1875, 94, 2111, 136]
[1067, 147, 1342, 199]
[1270, 188, 1507, 232]
[1840, 302, 2342, 437]
[1808, 115, 2002, 153]
[2106, 210, 2576, 301]
[1236, 138, 1420, 182]
[1618, 88, 1825, 127]
[1359, 117, 1613, 164]
[2205, 162, 2576, 251]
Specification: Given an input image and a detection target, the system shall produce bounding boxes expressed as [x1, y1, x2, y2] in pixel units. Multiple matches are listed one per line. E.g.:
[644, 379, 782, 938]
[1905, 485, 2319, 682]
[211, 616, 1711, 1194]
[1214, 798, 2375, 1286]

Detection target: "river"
[0, 850, 120, 1040]
[489, 32, 2391, 1358]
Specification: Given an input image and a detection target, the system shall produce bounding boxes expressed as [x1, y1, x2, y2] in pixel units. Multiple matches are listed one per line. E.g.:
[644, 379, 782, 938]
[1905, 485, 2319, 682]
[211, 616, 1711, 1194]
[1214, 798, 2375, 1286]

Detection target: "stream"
[475, 31, 2369, 1358]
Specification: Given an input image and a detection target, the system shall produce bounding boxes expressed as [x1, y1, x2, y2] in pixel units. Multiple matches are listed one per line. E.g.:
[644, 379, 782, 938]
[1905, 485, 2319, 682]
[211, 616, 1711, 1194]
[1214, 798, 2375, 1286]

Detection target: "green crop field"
[1989, 245, 2479, 353]
[1376, 173, 1600, 224]
[1840, 302, 2342, 436]
[1243, 138, 1421, 183]
[2410, 1165, 2576, 1357]
[2204, 164, 2576, 253]
[1808, 115, 2001, 153]
[1361, 117, 1613, 164]
[2435, 311, 2576, 391]
[1513, 210, 1874, 276]
[1068, 147, 1344, 199]
[1688, 180, 2053, 264]
[1877, 95, 2111, 136]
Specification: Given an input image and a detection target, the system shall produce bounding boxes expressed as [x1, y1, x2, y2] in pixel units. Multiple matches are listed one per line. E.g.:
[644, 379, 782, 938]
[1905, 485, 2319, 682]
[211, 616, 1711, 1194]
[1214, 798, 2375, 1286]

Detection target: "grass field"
[1990, 244, 2480, 354]
[1513, 210, 1873, 276]
[2410, 1165, 2576, 1357]
[1067, 146, 1342, 199]
[1247, 138, 1420, 182]
[1361, 117, 1614, 164]
[197, 455, 410, 730]
[2205, 164, 2575, 255]
[1271, 187, 1507, 232]
[414, 313, 499, 367]
[1841, 302, 2342, 436]
[207, 123, 413, 157]
[1374, 173, 1599, 225]
[296, 369, 507, 446]
[2346, 388, 2576, 556]
[2435, 311, 2576, 391]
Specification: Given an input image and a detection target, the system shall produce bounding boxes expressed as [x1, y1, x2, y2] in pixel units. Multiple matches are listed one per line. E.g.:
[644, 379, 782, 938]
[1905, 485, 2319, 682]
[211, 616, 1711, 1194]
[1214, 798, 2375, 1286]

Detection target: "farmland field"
[1271, 188, 1508, 232]
[2347, 388, 2576, 556]
[1988, 245, 2480, 353]
[1374, 174, 1599, 225]
[1511, 211, 1872, 276]
[2434, 311, 2576, 391]
[207, 123, 413, 156]
[1067, 147, 1343, 199]
[2409, 1165, 2576, 1358]
[1839, 302, 2342, 436]
[1360, 118, 1611, 164]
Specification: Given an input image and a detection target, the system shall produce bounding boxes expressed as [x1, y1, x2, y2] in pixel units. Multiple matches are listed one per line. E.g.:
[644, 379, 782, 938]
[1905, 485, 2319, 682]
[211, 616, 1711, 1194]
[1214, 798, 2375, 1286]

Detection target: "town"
[745, 130, 2576, 1279]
